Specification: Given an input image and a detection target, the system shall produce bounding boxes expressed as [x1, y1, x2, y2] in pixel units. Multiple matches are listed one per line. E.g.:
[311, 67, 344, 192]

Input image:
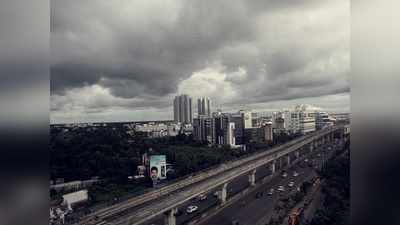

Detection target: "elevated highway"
[79, 126, 345, 225]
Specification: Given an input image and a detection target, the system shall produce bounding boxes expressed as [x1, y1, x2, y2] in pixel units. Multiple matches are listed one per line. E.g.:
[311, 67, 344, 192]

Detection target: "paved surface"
[143, 141, 340, 225]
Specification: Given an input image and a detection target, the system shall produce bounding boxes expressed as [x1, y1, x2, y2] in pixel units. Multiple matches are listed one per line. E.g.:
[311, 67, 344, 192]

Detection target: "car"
[293, 171, 299, 177]
[186, 205, 198, 214]
[197, 194, 207, 201]
[288, 181, 295, 187]
[304, 158, 309, 162]
[282, 172, 288, 178]
[277, 186, 285, 192]
[255, 192, 263, 198]
[267, 188, 274, 195]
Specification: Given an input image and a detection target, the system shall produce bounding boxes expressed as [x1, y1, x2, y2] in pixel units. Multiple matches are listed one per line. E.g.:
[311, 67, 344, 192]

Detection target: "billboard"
[149, 155, 167, 180]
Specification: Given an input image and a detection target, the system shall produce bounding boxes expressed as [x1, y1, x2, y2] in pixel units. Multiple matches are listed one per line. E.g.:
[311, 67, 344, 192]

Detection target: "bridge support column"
[248, 169, 256, 186]
[295, 151, 300, 159]
[164, 208, 177, 225]
[309, 143, 314, 153]
[286, 155, 291, 165]
[271, 161, 276, 174]
[219, 183, 228, 205]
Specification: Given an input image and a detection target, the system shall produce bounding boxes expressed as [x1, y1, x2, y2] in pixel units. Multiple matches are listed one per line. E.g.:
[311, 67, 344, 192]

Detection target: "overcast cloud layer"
[50, 0, 349, 123]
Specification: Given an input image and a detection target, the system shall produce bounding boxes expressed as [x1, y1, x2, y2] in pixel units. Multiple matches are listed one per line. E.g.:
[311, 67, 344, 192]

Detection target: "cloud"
[51, 0, 349, 122]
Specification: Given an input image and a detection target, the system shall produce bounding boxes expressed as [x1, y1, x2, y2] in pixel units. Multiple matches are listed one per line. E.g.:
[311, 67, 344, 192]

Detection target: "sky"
[50, 0, 350, 123]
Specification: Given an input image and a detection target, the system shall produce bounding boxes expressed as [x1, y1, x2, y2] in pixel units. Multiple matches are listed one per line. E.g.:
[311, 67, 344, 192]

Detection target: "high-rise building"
[193, 115, 213, 143]
[173, 94, 193, 124]
[197, 97, 211, 117]
[229, 112, 245, 145]
[239, 110, 253, 128]
[283, 104, 316, 134]
[261, 121, 273, 143]
[227, 122, 236, 146]
[213, 113, 236, 146]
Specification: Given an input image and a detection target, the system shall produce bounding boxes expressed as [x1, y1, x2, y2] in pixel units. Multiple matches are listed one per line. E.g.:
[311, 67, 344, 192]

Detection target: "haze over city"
[50, 0, 349, 123]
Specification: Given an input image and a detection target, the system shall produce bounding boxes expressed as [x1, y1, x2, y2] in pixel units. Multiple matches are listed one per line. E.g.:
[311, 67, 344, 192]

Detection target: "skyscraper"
[197, 97, 211, 117]
[173, 94, 193, 124]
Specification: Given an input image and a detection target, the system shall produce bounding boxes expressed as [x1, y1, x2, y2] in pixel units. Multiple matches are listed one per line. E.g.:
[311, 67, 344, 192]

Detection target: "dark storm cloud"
[51, 0, 254, 98]
[51, 0, 349, 122]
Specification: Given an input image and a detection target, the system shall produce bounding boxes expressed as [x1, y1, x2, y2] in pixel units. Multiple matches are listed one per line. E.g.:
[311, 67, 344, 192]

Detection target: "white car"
[267, 188, 274, 195]
[277, 186, 285, 192]
[186, 205, 198, 214]
[293, 171, 299, 177]
[288, 181, 295, 187]
[282, 172, 288, 178]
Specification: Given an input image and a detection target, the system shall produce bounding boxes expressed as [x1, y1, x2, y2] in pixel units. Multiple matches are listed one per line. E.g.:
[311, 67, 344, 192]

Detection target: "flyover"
[80, 126, 345, 225]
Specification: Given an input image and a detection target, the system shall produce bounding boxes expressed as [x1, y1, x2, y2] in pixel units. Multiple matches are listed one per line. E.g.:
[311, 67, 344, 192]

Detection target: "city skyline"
[50, 0, 349, 124]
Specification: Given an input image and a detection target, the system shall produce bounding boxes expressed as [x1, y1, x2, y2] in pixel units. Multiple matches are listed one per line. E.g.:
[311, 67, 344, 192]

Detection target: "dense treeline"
[50, 126, 300, 185]
[51, 125, 303, 206]
[308, 146, 350, 225]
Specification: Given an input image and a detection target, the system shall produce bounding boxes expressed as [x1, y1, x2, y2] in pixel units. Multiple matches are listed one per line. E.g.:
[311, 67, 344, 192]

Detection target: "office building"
[315, 111, 335, 130]
[239, 110, 253, 128]
[213, 113, 236, 146]
[193, 115, 213, 143]
[283, 104, 316, 134]
[262, 121, 273, 142]
[229, 112, 245, 145]
[173, 94, 193, 124]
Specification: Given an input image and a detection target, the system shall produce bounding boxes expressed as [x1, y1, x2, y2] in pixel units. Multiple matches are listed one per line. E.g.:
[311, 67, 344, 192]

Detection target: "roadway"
[143, 140, 340, 225]
[197, 141, 343, 225]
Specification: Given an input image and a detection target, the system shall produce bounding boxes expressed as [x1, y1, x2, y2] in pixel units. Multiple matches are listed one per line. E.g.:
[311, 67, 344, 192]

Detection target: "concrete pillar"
[248, 169, 256, 186]
[220, 183, 228, 205]
[164, 208, 177, 225]
[295, 151, 300, 159]
[286, 155, 291, 165]
[279, 157, 283, 168]
[271, 161, 276, 174]
[310, 143, 314, 152]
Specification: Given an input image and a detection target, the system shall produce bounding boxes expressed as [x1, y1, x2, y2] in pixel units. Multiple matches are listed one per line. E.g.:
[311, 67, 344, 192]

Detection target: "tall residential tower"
[173, 94, 193, 124]
[197, 97, 211, 117]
